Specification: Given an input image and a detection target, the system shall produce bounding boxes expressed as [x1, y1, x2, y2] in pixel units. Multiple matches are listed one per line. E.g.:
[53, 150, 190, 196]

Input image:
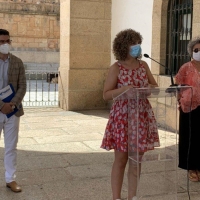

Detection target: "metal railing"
[23, 70, 59, 107]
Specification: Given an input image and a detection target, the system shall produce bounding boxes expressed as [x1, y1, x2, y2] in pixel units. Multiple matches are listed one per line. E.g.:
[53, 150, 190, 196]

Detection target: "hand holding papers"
[0, 84, 18, 118]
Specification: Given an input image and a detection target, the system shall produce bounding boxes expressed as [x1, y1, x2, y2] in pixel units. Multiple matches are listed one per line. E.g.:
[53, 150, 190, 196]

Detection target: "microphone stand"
[143, 54, 178, 93]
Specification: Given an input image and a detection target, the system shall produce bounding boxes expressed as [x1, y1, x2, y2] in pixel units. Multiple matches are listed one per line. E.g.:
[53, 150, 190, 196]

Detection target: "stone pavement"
[0, 108, 199, 200]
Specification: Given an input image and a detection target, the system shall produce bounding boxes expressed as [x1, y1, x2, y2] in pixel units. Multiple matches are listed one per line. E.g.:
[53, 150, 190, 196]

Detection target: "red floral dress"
[101, 62, 160, 152]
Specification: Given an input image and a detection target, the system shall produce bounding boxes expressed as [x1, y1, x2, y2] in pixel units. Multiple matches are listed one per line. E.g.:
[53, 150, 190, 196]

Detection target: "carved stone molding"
[0, 1, 60, 16]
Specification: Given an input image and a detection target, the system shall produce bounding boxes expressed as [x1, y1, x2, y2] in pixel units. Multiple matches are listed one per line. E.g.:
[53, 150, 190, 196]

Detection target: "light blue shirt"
[0, 57, 9, 90]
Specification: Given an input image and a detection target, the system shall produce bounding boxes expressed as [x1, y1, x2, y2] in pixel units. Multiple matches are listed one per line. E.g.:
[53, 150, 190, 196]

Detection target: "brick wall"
[0, 0, 60, 70]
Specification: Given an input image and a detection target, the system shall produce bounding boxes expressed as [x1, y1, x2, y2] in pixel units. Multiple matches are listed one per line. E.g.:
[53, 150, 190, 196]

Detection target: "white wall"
[111, 0, 154, 68]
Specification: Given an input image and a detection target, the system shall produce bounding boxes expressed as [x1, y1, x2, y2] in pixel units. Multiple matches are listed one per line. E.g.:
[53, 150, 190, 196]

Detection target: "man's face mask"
[0, 43, 10, 54]
[129, 44, 142, 58]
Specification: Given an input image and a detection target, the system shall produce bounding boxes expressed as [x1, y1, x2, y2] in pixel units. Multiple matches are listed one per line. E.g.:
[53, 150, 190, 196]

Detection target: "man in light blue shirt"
[0, 29, 26, 193]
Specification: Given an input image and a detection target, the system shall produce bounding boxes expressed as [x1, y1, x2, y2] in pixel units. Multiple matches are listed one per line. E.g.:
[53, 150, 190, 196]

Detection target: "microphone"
[144, 53, 179, 93]
[143, 54, 176, 86]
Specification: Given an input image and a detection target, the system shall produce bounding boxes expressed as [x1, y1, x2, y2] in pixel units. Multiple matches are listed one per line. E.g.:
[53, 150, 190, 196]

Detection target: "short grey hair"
[187, 36, 200, 57]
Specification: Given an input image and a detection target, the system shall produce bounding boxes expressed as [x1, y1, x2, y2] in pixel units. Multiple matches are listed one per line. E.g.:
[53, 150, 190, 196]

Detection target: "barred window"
[166, 0, 193, 75]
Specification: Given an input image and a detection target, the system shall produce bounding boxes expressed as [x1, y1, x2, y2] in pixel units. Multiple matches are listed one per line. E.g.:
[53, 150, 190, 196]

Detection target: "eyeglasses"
[0, 39, 12, 44]
[193, 48, 200, 53]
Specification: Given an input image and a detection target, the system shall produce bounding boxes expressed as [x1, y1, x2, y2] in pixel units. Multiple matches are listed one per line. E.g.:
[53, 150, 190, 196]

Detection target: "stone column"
[59, 0, 111, 110]
[192, 0, 200, 38]
[151, 0, 164, 76]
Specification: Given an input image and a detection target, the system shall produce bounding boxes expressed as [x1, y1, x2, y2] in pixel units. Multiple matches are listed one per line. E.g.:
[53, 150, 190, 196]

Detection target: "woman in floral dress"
[101, 29, 160, 200]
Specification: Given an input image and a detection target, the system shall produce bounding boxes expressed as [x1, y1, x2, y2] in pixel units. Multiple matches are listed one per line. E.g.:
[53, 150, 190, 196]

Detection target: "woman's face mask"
[193, 48, 200, 61]
[129, 44, 142, 58]
[0, 43, 10, 54]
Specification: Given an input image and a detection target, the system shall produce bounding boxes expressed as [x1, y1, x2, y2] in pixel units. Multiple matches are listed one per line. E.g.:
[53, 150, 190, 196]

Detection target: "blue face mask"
[129, 44, 142, 58]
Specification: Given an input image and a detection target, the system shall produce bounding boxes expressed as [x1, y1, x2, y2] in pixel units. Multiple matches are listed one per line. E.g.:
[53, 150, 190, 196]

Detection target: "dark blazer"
[0, 53, 26, 117]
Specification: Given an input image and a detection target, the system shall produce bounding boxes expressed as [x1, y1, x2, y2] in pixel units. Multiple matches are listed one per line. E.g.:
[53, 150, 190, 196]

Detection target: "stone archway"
[151, 0, 200, 130]
[152, 0, 199, 81]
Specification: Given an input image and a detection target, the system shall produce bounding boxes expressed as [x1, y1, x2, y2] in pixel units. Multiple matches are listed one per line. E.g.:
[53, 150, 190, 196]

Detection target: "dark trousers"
[178, 106, 200, 170]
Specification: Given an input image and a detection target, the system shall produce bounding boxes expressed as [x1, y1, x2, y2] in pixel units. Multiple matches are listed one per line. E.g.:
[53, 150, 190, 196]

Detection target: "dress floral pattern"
[101, 62, 160, 152]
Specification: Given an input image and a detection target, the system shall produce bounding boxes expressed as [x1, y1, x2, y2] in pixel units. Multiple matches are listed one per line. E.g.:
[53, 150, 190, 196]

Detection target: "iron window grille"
[166, 0, 193, 75]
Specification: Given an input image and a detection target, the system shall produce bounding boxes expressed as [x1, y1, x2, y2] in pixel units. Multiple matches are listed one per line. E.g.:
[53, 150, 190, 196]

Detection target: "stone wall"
[59, 0, 111, 110]
[0, 0, 59, 3]
[0, 0, 60, 72]
[192, 0, 200, 37]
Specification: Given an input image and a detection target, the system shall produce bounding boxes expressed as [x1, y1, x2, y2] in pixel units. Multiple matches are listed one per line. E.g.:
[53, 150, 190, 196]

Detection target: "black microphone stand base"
[165, 84, 179, 93]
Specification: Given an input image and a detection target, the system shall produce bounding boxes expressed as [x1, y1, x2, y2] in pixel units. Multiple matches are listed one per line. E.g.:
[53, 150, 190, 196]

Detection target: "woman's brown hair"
[113, 29, 143, 61]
